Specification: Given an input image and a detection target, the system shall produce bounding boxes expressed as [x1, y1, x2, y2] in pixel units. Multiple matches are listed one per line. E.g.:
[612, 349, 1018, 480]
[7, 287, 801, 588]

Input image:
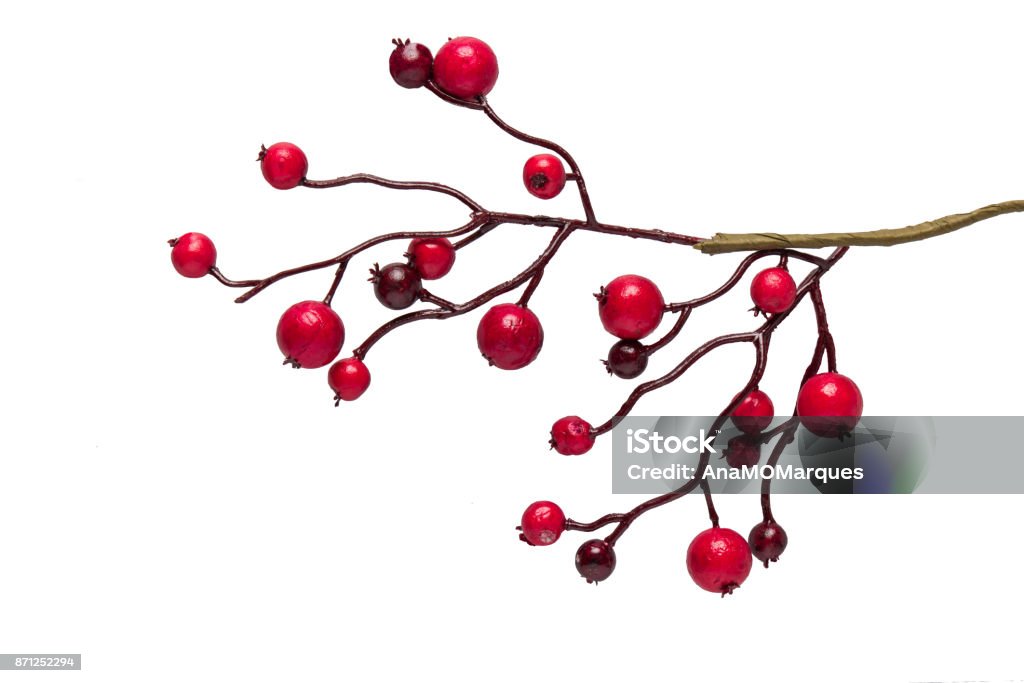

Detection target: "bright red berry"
[520, 501, 566, 546]
[476, 304, 544, 370]
[328, 357, 371, 403]
[604, 339, 648, 379]
[749, 521, 788, 568]
[169, 232, 216, 278]
[371, 263, 423, 310]
[259, 142, 308, 190]
[796, 372, 864, 438]
[276, 301, 345, 369]
[596, 275, 665, 340]
[550, 416, 594, 456]
[389, 38, 433, 88]
[522, 154, 567, 200]
[407, 237, 456, 280]
[731, 389, 775, 435]
[724, 435, 761, 469]
[750, 267, 797, 314]
[575, 539, 616, 584]
[432, 36, 499, 100]
[686, 527, 753, 595]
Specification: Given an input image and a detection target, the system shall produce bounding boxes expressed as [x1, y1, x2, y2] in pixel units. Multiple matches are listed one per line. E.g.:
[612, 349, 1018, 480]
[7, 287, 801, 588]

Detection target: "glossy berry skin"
[169, 232, 216, 278]
[407, 237, 456, 280]
[604, 339, 648, 379]
[749, 521, 788, 568]
[328, 357, 371, 402]
[724, 435, 761, 469]
[389, 39, 432, 88]
[575, 539, 616, 584]
[476, 304, 544, 370]
[797, 372, 864, 438]
[259, 142, 308, 190]
[597, 275, 664, 340]
[750, 267, 797, 314]
[686, 527, 753, 595]
[276, 301, 345, 369]
[520, 501, 566, 546]
[372, 263, 423, 310]
[522, 154, 567, 200]
[550, 416, 594, 456]
[432, 36, 499, 99]
[731, 389, 775, 435]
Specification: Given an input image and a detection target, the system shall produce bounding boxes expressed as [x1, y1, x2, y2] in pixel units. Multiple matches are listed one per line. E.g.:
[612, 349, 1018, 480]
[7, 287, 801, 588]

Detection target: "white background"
[2, 1, 1023, 681]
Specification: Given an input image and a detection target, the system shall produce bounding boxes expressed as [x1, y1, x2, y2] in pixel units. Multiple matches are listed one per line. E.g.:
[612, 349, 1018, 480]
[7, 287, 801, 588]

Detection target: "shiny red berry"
[750, 267, 797, 314]
[259, 142, 308, 190]
[520, 501, 566, 546]
[371, 263, 423, 310]
[432, 36, 499, 100]
[596, 274, 665, 340]
[724, 435, 761, 469]
[389, 38, 432, 88]
[796, 372, 864, 438]
[328, 357, 371, 403]
[169, 232, 216, 278]
[476, 303, 544, 370]
[731, 389, 775, 434]
[550, 416, 594, 456]
[604, 339, 648, 379]
[749, 521, 788, 568]
[522, 154, 566, 200]
[575, 539, 616, 584]
[276, 301, 345, 369]
[407, 237, 456, 280]
[686, 527, 753, 595]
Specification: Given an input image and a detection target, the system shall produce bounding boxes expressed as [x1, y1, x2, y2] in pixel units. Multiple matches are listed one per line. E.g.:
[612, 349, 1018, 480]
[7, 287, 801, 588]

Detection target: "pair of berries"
[371, 236, 458, 310]
[275, 302, 370, 403]
[389, 36, 498, 100]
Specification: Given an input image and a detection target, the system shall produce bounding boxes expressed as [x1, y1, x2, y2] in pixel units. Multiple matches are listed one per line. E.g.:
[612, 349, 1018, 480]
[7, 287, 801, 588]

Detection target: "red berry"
[750, 267, 797, 314]
[389, 39, 433, 88]
[731, 389, 774, 434]
[520, 501, 566, 546]
[575, 539, 616, 584]
[169, 232, 216, 278]
[407, 237, 456, 280]
[260, 142, 308, 190]
[550, 416, 594, 456]
[596, 274, 665, 340]
[686, 527, 753, 595]
[328, 357, 371, 403]
[276, 301, 345, 369]
[476, 304, 544, 370]
[749, 521, 788, 568]
[371, 263, 423, 310]
[522, 154, 567, 200]
[604, 339, 648, 379]
[432, 36, 499, 100]
[796, 372, 864, 438]
[724, 435, 761, 469]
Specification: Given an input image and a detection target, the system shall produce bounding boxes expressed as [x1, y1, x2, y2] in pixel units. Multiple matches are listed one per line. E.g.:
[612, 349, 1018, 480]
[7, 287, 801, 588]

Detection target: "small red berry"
[328, 357, 371, 403]
[169, 232, 216, 278]
[731, 389, 775, 435]
[596, 274, 665, 340]
[259, 142, 308, 190]
[550, 416, 594, 456]
[750, 267, 797, 314]
[796, 372, 864, 438]
[476, 303, 544, 370]
[371, 263, 423, 310]
[575, 539, 616, 584]
[604, 339, 648, 379]
[522, 154, 567, 200]
[407, 237, 456, 280]
[749, 521, 788, 568]
[520, 501, 566, 546]
[276, 301, 345, 369]
[724, 435, 761, 469]
[686, 527, 753, 595]
[389, 38, 433, 89]
[432, 36, 499, 100]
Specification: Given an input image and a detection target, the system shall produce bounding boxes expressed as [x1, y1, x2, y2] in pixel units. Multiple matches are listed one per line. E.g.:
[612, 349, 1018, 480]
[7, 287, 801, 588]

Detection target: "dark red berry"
[604, 339, 648, 379]
[596, 275, 665, 340]
[731, 389, 775, 434]
[476, 303, 544, 370]
[432, 36, 499, 100]
[550, 416, 594, 456]
[389, 38, 433, 88]
[750, 267, 797, 314]
[276, 301, 345, 369]
[575, 539, 616, 584]
[749, 521, 788, 568]
[328, 357, 371, 403]
[686, 527, 753, 595]
[522, 154, 567, 200]
[371, 263, 423, 310]
[796, 372, 864, 438]
[259, 142, 308, 190]
[520, 501, 566, 546]
[407, 237, 456, 280]
[169, 232, 216, 278]
[724, 435, 761, 469]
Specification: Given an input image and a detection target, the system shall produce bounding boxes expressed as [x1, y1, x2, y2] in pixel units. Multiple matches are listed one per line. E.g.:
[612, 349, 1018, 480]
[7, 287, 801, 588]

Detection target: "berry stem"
[301, 174, 484, 212]
[323, 261, 348, 306]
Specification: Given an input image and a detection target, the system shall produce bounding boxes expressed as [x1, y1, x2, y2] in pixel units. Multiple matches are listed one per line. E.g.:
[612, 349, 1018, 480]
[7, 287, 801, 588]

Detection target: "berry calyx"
[432, 36, 499, 100]
[750, 267, 797, 315]
[596, 274, 665, 340]
[328, 357, 371, 403]
[407, 237, 456, 280]
[550, 416, 594, 456]
[731, 389, 775, 434]
[522, 154, 567, 200]
[724, 435, 761, 469]
[796, 372, 864, 438]
[749, 521, 788, 568]
[370, 262, 423, 310]
[575, 539, 616, 584]
[519, 501, 566, 546]
[686, 527, 753, 595]
[169, 232, 216, 278]
[259, 142, 308, 190]
[389, 38, 433, 89]
[476, 303, 544, 370]
[276, 301, 345, 369]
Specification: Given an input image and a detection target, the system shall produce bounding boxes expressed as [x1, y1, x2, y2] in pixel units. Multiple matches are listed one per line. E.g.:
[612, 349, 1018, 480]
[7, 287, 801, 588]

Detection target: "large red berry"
[328, 357, 371, 403]
[276, 301, 345, 369]
[750, 267, 797, 314]
[597, 274, 665, 340]
[575, 539, 616, 584]
[522, 154, 566, 200]
[550, 416, 594, 456]
[796, 372, 864, 438]
[476, 304, 543, 370]
[432, 36, 499, 100]
[686, 527, 753, 595]
[260, 142, 308, 190]
[371, 263, 423, 310]
[749, 521, 788, 568]
[389, 39, 433, 88]
[407, 237, 456, 280]
[731, 389, 775, 435]
[520, 501, 566, 546]
[169, 232, 216, 278]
